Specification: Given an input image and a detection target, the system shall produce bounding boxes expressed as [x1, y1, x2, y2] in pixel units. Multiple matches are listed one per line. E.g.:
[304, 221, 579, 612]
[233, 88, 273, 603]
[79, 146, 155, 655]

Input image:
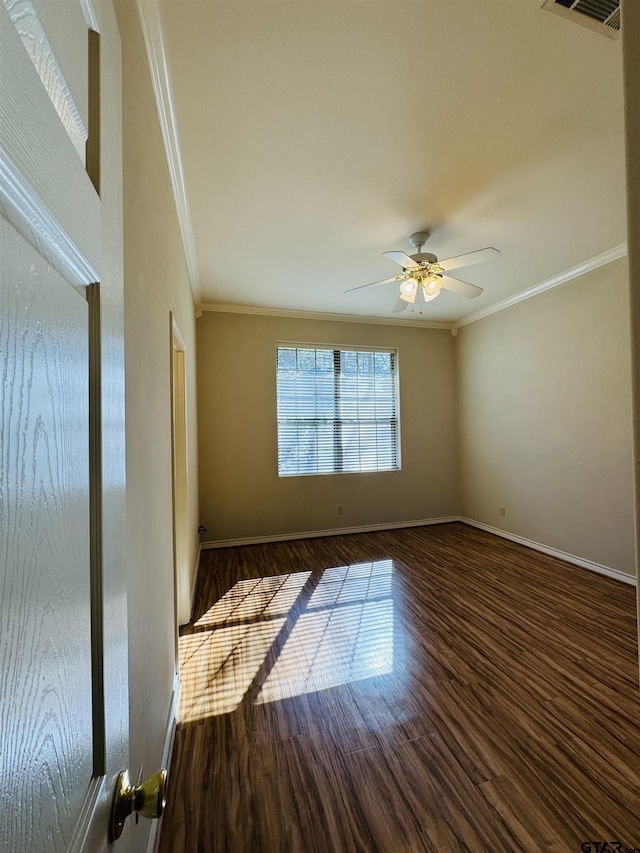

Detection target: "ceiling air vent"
[542, 0, 621, 38]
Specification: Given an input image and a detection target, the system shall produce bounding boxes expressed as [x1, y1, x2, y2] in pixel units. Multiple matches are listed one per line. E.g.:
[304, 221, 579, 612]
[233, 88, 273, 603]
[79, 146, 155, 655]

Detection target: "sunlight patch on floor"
[255, 598, 393, 704]
[179, 618, 287, 721]
[194, 571, 312, 628]
[307, 559, 393, 609]
[178, 561, 395, 721]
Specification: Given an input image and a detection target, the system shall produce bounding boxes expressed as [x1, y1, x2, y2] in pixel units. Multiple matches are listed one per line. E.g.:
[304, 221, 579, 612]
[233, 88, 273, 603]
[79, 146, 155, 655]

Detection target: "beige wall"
[115, 2, 199, 846]
[456, 257, 635, 578]
[197, 313, 458, 541]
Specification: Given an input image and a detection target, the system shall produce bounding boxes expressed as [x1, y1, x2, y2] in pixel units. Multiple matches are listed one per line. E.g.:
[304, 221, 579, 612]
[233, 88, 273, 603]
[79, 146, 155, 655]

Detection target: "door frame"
[170, 313, 190, 643]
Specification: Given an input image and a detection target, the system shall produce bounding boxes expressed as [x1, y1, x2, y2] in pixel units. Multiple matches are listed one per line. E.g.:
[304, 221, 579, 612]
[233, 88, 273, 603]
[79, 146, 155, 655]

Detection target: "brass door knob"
[109, 768, 167, 842]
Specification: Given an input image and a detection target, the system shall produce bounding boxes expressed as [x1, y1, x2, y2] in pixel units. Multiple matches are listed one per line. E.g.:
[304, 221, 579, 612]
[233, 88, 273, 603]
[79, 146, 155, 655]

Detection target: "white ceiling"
[157, 0, 626, 323]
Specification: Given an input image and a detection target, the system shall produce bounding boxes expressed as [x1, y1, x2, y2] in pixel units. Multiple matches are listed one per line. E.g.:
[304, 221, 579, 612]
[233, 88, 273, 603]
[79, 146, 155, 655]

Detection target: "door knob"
[109, 768, 167, 842]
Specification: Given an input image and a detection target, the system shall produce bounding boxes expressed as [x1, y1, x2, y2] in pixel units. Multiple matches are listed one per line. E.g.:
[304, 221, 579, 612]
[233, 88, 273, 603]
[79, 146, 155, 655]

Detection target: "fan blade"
[392, 297, 409, 313]
[438, 247, 500, 272]
[440, 274, 483, 299]
[344, 276, 400, 294]
[383, 251, 419, 269]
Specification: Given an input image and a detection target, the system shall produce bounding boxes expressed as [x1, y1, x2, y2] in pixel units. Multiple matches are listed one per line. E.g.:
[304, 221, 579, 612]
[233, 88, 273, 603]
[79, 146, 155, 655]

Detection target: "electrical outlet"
[499, 506, 506, 517]
[337, 505, 344, 515]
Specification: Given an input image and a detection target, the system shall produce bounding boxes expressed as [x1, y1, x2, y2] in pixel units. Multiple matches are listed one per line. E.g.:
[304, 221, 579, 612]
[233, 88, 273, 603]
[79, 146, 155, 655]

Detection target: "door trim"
[170, 314, 190, 636]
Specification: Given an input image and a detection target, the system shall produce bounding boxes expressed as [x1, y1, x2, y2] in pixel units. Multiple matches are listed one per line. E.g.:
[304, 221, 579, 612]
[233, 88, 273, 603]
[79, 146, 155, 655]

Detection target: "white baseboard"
[459, 517, 636, 586]
[202, 515, 637, 584]
[148, 674, 181, 853]
[201, 516, 459, 549]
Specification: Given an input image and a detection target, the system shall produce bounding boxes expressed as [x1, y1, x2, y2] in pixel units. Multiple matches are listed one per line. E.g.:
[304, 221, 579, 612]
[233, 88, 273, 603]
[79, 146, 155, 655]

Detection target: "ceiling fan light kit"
[346, 229, 500, 316]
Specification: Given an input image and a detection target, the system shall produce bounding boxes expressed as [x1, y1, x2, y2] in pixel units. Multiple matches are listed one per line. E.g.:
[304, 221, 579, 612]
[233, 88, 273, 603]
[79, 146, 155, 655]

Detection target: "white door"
[0, 1, 130, 850]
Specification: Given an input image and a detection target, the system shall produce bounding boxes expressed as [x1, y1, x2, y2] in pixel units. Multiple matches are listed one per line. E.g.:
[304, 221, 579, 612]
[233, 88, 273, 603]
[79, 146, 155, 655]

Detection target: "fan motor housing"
[410, 252, 438, 265]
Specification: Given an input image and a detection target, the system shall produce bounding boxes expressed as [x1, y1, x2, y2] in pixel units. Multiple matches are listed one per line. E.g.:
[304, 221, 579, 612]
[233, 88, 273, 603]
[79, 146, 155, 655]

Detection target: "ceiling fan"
[345, 231, 500, 314]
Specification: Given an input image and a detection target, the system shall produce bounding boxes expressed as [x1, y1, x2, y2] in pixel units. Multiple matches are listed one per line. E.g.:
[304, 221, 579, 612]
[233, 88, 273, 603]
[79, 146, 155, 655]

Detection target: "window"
[276, 345, 399, 477]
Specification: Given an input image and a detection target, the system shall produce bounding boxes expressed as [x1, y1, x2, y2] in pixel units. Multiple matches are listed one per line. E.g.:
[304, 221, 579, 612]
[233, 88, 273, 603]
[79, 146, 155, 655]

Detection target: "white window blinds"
[276, 345, 399, 477]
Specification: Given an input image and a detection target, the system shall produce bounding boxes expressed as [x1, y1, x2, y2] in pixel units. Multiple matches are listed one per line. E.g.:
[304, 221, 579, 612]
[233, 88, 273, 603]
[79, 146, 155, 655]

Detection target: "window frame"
[275, 341, 401, 478]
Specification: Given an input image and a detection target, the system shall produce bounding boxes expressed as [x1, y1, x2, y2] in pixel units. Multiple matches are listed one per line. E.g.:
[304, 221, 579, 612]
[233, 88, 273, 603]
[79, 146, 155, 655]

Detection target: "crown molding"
[135, 0, 201, 312]
[200, 244, 628, 332]
[200, 301, 454, 330]
[453, 244, 628, 330]
[79, 0, 99, 32]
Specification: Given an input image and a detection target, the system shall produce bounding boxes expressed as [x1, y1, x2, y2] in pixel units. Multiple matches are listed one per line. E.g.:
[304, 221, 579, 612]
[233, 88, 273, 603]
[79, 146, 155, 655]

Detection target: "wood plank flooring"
[158, 522, 640, 852]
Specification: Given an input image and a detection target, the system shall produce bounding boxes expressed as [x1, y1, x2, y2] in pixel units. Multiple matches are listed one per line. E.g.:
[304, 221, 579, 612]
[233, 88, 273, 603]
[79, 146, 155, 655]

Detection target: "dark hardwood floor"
[159, 522, 640, 852]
